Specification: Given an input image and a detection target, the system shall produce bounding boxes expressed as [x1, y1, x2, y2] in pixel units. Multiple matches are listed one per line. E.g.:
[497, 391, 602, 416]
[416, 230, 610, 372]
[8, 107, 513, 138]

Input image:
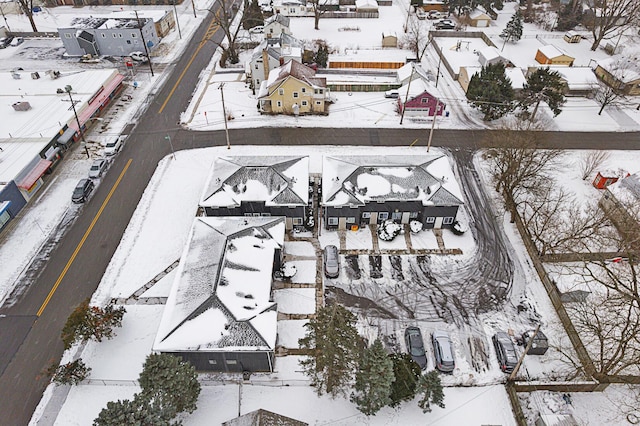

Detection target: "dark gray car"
[405, 326, 428, 369]
[432, 330, 455, 373]
[492, 331, 518, 373]
[72, 178, 94, 203]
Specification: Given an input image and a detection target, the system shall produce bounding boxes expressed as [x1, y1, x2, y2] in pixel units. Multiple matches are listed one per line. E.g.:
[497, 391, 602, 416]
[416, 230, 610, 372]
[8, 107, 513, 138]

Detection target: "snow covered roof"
[608, 171, 640, 207]
[154, 216, 285, 353]
[469, 9, 491, 19]
[322, 155, 464, 207]
[265, 13, 290, 28]
[223, 409, 308, 426]
[505, 68, 526, 89]
[538, 45, 573, 60]
[61, 15, 152, 30]
[200, 156, 309, 208]
[258, 60, 326, 97]
[595, 52, 640, 83]
[478, 46, 505, 64]
[550, 66, 598, 90]
[355, 0, 378, 9]
[398, 78, 443, 103]
[0, 139, 48, 188]
[396, 62, 432, 84]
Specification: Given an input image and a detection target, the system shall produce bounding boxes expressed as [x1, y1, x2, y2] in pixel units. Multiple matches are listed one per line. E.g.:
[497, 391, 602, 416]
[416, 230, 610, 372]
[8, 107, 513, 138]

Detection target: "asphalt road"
[1, 7, 640, 426]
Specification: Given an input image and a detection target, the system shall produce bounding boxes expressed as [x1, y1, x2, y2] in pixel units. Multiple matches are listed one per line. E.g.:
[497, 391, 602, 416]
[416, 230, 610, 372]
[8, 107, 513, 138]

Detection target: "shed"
[522, 330, 549, 355]
[593, 170, 628, 189]
[563, 30, 581, 43]
[355, 0, 378, 12]
[535, 45, 574, 66]
[382, 31, 398, 48]
[468, 9, 491, 27]
[477, 46, 508, 67]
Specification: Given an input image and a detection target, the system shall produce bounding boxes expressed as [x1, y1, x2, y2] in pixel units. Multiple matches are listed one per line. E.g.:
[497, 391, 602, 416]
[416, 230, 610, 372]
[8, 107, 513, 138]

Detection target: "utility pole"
[62, 85, 90, 159]
[0, 3, 11, 33]
[219, 83, 231, 149]
[164, 134, 176, 160]
[171, 0, 182, 39]
[399, 65, 416, 125]
[191, 0, 197, 18]
[508, 324, 540, 381]
[426, 97, 440, 153]
[134, 10, 154, 77]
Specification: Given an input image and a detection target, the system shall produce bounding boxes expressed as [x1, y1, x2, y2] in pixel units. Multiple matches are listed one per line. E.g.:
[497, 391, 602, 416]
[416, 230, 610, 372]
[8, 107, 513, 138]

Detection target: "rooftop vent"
[12, 101, 32, 111]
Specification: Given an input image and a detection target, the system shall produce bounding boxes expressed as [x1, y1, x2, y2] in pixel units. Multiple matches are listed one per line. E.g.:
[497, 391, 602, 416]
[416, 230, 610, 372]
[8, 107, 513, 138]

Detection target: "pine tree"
[351, 339, 394, 415]
[138, 353, 201, 414]
[519, 67, 566, 121]
[466, 62, 515, 121]
[416, 371, 445, 413]
[388, 353, 421, 407]
[93, 396, 177, 426]
[500, 11, 523, 47]
[314, 43, 329, 68]
[61, 299, 126, 349]
[45, 359, 91, 385]
[243, 0, 264, 30]
[299, 304, 361, 397]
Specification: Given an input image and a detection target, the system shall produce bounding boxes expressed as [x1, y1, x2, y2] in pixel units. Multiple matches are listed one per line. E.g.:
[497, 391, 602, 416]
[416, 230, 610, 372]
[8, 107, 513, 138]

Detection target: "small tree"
[466, 63, 515, 121]
[45, 359, 91, 385]
[61, 299, 126, 349]
[351, 339, 394, 415]
[313, 40, 330, 68]
[519, 67, 566, 121]
[299, 304, 361, 397]
[579, 150, 611, 181]
[138, 353, 201, 415]
[388, 353, 421, 407]
[500, 11, 523, 50]
[416, 371, 445, 413]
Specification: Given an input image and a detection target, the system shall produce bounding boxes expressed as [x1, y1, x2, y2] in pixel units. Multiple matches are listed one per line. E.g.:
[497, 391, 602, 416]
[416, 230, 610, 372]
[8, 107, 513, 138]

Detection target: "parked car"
[129, 51, 148, 63]
[385, 89, 399, 99]
[428, 10, 444, 19]
[323, 245, 340, 278]
[104, 137, 124, 156]
[0, 36, 13, 49]
[249, 25, 264, 34]
[415, 8, 426, 19]
[435, 20, 456, 30]
[10, 37, 24, 47]
[405, 326, 428, 369]
[88, 158, 108, 179]
[492, 331, 518, 373]
[72, 178, 95, 204]
[432, 330, 455, 373]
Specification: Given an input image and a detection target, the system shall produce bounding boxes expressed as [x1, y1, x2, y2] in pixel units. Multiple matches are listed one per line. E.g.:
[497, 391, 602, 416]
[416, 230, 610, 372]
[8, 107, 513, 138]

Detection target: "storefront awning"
[57, 127, 76, 145]
[16, 159, 52, 190]
[0, 201, 11, 215]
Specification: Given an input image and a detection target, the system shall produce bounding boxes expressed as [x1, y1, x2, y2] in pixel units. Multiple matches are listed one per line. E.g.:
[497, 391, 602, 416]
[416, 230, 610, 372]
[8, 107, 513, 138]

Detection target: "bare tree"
[584, 0, 640, 51]
[208, 1, 247, 66]
[483, 119, 563, 222]
[400, 19, 431, 60]
[308, 0, 329, 30]
[593, 80, 628, 115]
[579, 150, 611, 180]
[15, 0, 38, 32]
[521, 187, 606, 256]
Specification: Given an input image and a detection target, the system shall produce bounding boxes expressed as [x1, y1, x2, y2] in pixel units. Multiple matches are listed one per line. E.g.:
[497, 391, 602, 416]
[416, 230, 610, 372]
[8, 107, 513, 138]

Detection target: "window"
[113, 34, 117, 38]
[409, 212, 419, 218]
[346, 217, 356, 224]
[118, 33, 123, 38]
[362, 212, 371, 219]
[126, 40, 131, 44]
[378, 212, 389, 220]
[226, 360, 238, 365]
[261, 213, 271, 216]
[131, 33, 137, 38]
[327, 217, 338, 225]
[244, 213, 252, 217]
[316, 101, 322, 105]
[301, 87, 306, 93]
[293, 217, 303, 225]
[293, 92, 299, 98]
[252, 213, 261, 217]
[421, 98, 428, 103]
[101, 34, 106, 38]
[278, 88, 284, 95]
[64, 33, 72, 39]
[208, 360, 217, 365]
[277, 101, 282, 107]
[255, 64, 259, 69]
[392, 212, 402, 220]
[443, 217, 454, 225]
[301, 101, 308, 106]
[426, 216, 435, 223]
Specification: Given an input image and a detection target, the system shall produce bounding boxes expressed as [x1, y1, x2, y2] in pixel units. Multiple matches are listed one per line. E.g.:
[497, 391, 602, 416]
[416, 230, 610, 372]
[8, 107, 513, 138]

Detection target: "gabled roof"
[223, 409, 308, 426]
[265, 13, 290, 27]
[596, 52, 640, 83]
[153, 217, 285, 353]
[356, 0, 378, 9]
[396, 62, 432, 84]
[538, 45, 574, 60]
[398, 79, 443, 104]
[322, 155, 464, 207]
[469, 9, 491, 19]
[200, 156, 309, 208]
[258, 60, 327, 98]
[250, 34, 304, 64]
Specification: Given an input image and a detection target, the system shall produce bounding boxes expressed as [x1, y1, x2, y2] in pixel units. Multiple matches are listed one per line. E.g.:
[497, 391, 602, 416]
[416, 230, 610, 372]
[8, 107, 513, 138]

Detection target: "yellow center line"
[37, 159, 133, 317]
[158, 13, 221, 115]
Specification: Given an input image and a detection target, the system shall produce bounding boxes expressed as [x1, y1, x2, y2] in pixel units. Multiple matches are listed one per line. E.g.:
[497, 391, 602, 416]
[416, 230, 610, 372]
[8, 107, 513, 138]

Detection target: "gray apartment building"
[58, 15, 160, 57]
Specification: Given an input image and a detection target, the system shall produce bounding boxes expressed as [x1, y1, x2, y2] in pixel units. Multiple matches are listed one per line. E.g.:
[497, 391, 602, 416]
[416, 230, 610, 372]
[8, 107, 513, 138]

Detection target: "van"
[323, 245, 339, 278]
[432, 330, 455, 373]
[493, 331, 518, 373]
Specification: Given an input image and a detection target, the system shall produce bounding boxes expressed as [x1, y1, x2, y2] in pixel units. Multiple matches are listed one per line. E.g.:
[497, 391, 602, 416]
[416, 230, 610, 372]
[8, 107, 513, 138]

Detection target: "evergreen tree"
[93, 396, 178, 426]
[61, 299, 126, 349]
[555, 3, 582, 32]
[519, 67, 566, 121]
[466, 63, 514, 121]
[45, 359, 91, 385]
[416, 371, 445, 413]
[388, 353, 421, 407]
[299, 304, 361, 397]
[351, 339, 394, 415]
[138, 353, 201, 414]
[500, 11, 523, 47]
[243, 0, 264, 30]
[314, 42, 329, 68]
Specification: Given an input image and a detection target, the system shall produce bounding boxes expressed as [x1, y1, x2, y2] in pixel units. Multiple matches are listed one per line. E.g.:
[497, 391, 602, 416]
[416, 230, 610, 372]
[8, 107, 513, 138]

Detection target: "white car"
[129, 51, 148, 63]
[249, 25, 264, 34]
[88, 158, 108, 178]
[415, 8, 426, 20]
[10, 37, 24, 47]
[104, 137, 124, 156]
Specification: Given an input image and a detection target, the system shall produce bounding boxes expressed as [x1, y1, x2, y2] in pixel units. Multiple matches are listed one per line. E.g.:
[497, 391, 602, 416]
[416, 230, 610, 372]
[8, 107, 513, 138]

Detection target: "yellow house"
[258, 60, 330, 115]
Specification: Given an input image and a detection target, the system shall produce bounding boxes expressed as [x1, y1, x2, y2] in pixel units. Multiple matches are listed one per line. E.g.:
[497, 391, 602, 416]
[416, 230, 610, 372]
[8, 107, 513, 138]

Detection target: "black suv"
[0, 36, 14, 49]
[492, 331, 518, 373]
[72, 178, 95, 203]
